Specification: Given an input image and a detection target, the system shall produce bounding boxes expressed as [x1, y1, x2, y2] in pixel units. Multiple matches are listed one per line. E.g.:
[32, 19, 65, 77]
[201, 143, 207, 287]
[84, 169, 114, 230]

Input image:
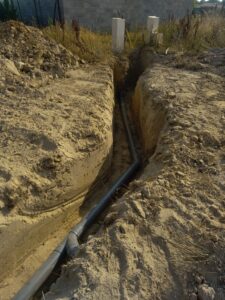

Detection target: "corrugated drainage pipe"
[14, 93, 140, 300]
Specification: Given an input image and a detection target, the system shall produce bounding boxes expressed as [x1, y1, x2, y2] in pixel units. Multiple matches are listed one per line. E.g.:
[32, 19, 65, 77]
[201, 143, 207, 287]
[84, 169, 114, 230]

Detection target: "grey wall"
[62, 0, 193, 31]
[10, 0, 193, 29]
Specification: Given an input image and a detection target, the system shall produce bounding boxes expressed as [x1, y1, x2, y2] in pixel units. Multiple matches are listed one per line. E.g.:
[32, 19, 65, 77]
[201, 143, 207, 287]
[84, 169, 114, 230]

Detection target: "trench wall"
[132, 72, 166, 158]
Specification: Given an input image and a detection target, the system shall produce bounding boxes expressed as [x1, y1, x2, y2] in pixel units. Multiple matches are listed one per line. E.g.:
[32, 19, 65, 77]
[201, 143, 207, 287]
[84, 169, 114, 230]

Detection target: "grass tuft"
[43, 23, 143, 64]
[159, 12, 225, 53]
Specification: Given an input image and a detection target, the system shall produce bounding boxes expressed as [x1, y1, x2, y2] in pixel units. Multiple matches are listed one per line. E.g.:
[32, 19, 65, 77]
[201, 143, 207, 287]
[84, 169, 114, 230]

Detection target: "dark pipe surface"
[13, 240, 66, 300]
[66, 93, 140, 256]
[13, 92, 140, 300]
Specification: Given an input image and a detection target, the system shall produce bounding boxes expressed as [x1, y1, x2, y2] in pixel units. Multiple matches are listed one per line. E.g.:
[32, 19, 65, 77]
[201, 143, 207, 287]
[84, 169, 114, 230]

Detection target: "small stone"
[167, 91, 176, 99]
[192, 135, 199, 143]
[198, 284, 215, 300]
[16, 61, 25, 70]
[141, 186, 151, 199]
[189, 292, 197, 300]
[2, 58, 20, 76]
[176, 171, 185, 177]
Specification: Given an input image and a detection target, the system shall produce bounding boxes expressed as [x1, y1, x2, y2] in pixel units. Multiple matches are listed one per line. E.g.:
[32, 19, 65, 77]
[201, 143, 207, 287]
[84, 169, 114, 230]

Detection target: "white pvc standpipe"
[146, 16, 160, 43]
[147, 16, 160, 33]
[112, 18, 125, 53]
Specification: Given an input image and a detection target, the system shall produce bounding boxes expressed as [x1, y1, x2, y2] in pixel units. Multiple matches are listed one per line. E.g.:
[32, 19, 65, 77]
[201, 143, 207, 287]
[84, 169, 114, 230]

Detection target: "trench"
[0, 96, 133, 300]
[29, 100, 135, 299]
[32, 92, 140, 300]
[3, 51, 165, 300]
[0, 58, 139, 300]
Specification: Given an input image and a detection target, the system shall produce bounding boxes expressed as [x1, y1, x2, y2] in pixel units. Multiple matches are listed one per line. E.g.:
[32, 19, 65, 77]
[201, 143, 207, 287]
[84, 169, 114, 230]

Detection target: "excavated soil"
[0, 21, 119, 299]
[0, 21, 114, 213]
[46, 50, 225, 300]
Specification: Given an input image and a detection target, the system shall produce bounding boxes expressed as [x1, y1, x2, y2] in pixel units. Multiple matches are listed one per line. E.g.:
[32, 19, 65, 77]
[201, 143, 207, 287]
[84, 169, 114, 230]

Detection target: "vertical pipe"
[146, 16, 160, 43]
[112, 18, 126, 53]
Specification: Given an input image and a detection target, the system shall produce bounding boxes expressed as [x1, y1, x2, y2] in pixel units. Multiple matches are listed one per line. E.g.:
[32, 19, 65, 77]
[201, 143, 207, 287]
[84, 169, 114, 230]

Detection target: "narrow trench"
[2, 50, 166, 300]
[9, 50, 152, 299]
[30, 58, 144, 299]
[33, 111, 129, 299]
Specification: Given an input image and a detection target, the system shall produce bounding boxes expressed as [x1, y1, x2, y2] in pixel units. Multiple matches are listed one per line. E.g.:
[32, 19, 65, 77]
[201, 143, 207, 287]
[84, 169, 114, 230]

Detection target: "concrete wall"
[62, 0, 193, 31]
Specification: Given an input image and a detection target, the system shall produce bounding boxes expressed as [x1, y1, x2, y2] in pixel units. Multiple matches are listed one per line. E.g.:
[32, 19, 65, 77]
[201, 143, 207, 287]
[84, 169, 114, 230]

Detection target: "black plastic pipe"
[14, 240, 66, 300]
[13, 93, 140, 300]
[67, 97, 140, 257]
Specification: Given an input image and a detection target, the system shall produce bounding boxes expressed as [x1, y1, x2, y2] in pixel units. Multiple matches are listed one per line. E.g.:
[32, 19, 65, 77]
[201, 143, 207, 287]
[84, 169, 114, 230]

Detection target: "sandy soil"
[46, 50, 225, 300]
[0, 66, 114, 213]
[0, 21, 114, 213]
[0, 22, 115, 298]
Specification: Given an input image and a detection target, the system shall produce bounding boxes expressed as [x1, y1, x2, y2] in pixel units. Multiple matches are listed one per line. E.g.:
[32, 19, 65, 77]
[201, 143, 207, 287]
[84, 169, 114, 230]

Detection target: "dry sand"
[0, 66, 114, 213]
[0, 21, 115, 299]
[46, 50, 225, 300]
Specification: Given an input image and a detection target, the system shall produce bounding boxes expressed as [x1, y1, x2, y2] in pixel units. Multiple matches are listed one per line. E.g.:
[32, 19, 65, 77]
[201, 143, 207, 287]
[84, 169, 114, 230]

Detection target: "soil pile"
[0, 21, 114, 214]
[0, 22, 115, 299]
[46, 51, 225, 300]
[0, 20, 80, 79]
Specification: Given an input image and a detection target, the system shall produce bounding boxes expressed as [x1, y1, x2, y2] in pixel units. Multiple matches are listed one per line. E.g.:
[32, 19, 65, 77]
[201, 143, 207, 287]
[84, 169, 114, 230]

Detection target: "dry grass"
[159, 12, 225, 52]
[43, 13, 225, 64]
[43, 23, 143, 64]
[43, 24, 112, 63]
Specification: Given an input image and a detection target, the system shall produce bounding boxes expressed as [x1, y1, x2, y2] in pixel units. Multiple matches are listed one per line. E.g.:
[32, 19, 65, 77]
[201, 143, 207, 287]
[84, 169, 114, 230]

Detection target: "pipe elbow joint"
[66, 231, 80, 258]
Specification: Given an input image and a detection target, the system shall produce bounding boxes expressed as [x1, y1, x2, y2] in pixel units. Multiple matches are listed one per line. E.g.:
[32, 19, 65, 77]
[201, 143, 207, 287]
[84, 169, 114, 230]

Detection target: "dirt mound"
[0, 21, 116, 299]
[0, 21, 80, 78]
[46, 54, 225, 300]
[0, 21, 115, 214]
[0, 66, 114, 213]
